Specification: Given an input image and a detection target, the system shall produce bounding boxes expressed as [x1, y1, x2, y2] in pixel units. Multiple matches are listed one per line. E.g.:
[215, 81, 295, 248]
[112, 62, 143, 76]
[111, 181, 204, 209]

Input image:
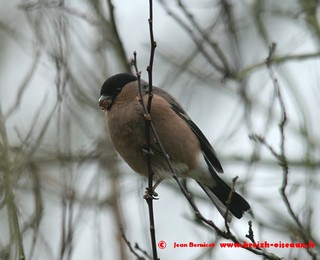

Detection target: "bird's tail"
[197, 176, 251, 222]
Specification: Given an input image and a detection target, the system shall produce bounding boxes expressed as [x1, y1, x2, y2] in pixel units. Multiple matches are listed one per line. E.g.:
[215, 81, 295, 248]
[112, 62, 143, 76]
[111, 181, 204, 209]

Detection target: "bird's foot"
[144, 187, 159, 200]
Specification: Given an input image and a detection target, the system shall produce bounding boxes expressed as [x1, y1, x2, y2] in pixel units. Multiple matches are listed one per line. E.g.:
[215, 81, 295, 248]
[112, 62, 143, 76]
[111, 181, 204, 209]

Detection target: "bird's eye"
[99, 97, 113, 111]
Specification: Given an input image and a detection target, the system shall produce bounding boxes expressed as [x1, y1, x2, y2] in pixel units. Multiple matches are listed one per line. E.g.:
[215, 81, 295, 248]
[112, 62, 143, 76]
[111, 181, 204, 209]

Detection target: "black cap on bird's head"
[99, 73, 137, 111]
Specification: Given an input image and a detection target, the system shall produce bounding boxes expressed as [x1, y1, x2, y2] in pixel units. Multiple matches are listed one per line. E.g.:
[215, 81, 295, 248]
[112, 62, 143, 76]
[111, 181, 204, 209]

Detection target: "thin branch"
[238, 51, 320, 80]
[219, 0, 242, 68]
[158, 0, 227, 77]
[135, 243, 151, 259]
[245, 221, 259, 248]
[132, 52, 158, 260]
[132, 17, 159, 256]
[131, 1, 160, 259]
[268, 65, 318, 260]
[177, 0, 233, 77]
[106, 0, 131, 72]
[120, 227, 145, 260]
[146, 0, 157, 113]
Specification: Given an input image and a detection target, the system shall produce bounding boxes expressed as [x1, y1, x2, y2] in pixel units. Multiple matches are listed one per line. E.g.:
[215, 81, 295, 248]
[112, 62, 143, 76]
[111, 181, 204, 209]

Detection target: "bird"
[99, 73, 251, 222]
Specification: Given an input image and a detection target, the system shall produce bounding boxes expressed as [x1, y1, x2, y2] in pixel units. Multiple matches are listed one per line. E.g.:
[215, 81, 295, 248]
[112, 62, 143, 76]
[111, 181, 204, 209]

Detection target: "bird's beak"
[99, 95, 113, 111]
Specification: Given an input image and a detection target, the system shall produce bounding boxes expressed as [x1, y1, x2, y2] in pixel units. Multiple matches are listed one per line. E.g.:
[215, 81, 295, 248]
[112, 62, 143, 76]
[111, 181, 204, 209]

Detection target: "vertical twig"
[132, 52, 158, 260]
[106, 0, 131, 72]
[132, 1, 158, 256]
[145, 1, 158, 258]
[146, 0, 157, 113]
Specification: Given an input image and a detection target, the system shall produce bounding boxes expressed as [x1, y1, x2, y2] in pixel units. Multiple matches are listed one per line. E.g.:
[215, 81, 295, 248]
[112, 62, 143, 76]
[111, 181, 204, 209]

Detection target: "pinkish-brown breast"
[105, 82, 201, 181]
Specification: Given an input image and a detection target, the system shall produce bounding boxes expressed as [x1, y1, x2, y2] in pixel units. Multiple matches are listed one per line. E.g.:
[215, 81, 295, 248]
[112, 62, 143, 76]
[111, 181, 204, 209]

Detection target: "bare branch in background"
[252, 43, 319, 259]
[120, 226, 146, 260]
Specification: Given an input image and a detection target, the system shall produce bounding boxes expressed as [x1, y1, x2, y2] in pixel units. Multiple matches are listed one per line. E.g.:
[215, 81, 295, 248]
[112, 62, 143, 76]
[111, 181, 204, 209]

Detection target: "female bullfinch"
[99, 73, 251, 222]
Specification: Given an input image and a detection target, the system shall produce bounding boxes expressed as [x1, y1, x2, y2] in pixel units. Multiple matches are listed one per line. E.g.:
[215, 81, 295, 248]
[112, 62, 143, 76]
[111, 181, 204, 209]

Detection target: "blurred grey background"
[0, 0, 319, 259]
